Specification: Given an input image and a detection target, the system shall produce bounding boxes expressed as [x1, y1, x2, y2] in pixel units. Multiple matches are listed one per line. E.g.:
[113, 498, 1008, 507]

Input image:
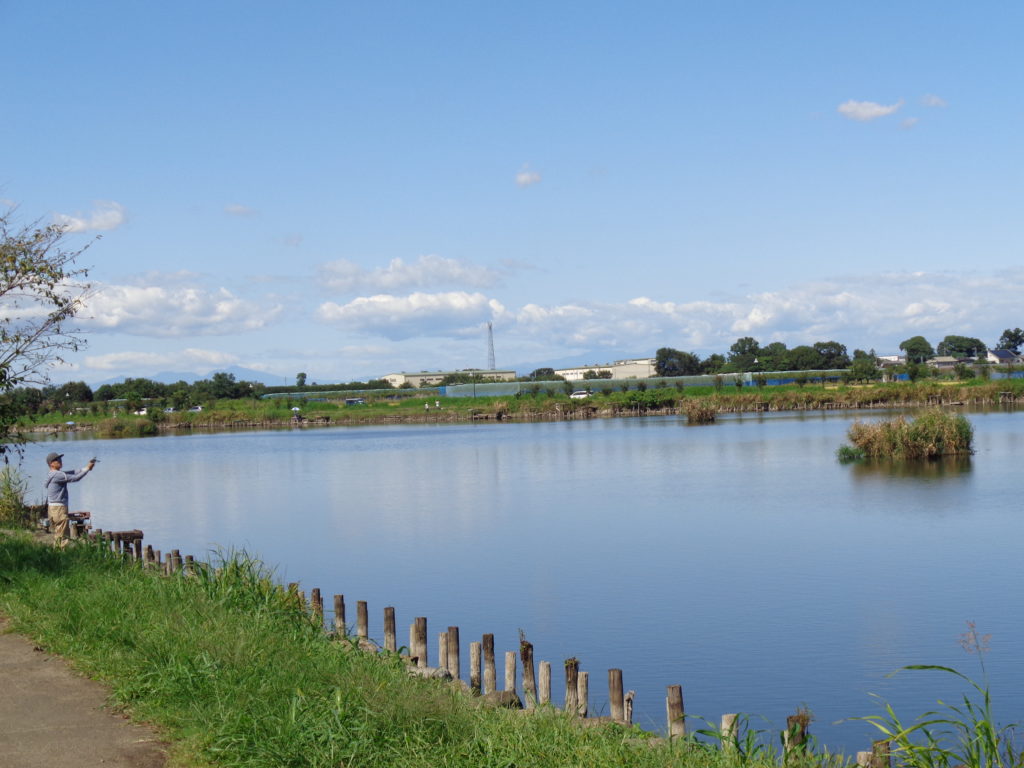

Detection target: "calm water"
[31, 408, 1024, 753]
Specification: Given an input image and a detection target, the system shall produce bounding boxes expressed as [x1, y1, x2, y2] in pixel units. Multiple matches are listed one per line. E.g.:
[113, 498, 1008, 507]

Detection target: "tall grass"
[0, 466, 31, 528]
[842, 410, 974, 460]
[0, 536, 789, 768]
[855, 623, 1021, 768]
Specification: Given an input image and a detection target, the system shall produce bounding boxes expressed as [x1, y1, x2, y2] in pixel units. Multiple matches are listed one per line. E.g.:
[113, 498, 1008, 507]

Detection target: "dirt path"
[0, 615, 169, 768]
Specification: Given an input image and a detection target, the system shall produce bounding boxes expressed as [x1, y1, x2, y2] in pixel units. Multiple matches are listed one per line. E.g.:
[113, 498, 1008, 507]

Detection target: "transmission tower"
[487, 322, 496, 370]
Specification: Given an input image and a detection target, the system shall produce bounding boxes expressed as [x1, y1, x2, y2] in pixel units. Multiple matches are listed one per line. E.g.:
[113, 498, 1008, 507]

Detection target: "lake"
[31, 407, 1024, 754]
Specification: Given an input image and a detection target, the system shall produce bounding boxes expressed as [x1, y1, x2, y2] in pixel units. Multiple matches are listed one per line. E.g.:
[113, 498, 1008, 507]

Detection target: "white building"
[554, 357, 656, 382]
[382, 369, 516, 388]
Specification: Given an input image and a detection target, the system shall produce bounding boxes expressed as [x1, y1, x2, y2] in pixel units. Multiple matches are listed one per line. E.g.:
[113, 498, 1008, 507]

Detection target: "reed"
[684, 398, 717, 424]
[843, 410, 973, 460]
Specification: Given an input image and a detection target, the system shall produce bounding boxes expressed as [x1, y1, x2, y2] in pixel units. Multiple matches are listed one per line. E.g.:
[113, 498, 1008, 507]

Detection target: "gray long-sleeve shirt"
[44, 467, 91, 506]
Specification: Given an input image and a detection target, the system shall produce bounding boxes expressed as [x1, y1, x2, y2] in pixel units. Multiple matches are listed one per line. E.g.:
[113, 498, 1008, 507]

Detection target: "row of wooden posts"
[89, 527, 892, 764]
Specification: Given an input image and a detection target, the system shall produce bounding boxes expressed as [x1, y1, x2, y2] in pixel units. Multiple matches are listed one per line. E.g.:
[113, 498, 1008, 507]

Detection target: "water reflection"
[849, 455, 973, 480]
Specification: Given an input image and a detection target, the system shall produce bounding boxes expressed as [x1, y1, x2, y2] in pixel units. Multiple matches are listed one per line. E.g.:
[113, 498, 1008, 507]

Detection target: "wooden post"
[438, 633, 449, 673]
[447, 626, 460, 681]
[577, 671, 589, 717]
[470, 641, 481, 694]
[144, 544, 154, 564]
[357, 600, 368, 639]
[414, 617, 428, 668]
[520, 640, 537, 708]
[564, 658, 579, 715]
[666, 685, 685, 739]
[624, 690, 635, 724]
[133, 537, 143, 560]
[504, 650, 516, 692]
[856, 753, 872, 767]
[870, 739, 891, 768]
[383, 607, 396, 652]
[538, 661, 551, 704]
[784, 710, 811, 760]
[721, 714, 738, 752]
[311, 588, 323, 622]
[333, 595, 346, 636]
[482, 634, 496, 694]
[171, 549, 181, 571]
[608, 669, 624, 722]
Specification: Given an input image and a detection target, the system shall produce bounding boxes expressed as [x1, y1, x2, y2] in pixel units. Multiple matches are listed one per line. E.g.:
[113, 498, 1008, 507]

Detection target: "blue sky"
[3, 1, 1022, 385]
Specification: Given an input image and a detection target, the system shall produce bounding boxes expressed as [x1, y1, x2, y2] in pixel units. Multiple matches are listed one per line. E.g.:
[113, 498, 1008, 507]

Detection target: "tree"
[727, 337, 761, 372]
[701, 353, 726, 374]
[849, 349, 879, 381]
[296, 372, 307, 388]
[899, 336, 935, 364]
[936, 335, 986, 358]
[654, 347, 702, 377]
[0, 213, 92, 457]
[528, 367, 557, 381]
[812, 341, 850, 369]
[786, 345, 823, 371]
[996, 328, 1024, 353]
[757, 342, 789, 372]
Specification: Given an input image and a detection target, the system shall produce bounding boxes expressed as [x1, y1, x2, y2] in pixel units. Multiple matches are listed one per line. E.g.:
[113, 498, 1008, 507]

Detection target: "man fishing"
[44, 452, 96, 546]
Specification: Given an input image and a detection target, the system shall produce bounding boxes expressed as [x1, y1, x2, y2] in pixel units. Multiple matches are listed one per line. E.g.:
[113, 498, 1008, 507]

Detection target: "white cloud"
[225, 204, 257, 216]
[317, 291, 505, 340]
[901, 117, 920, 129]
[921, 94, 948, 107]
[83, 348, 239, 372]
[53, 200, 126, 232]
[515, 165, 542, 187]
[81, 282, 282, 337]
[319, 254, 501, 294]
[837, 99, 904, 122]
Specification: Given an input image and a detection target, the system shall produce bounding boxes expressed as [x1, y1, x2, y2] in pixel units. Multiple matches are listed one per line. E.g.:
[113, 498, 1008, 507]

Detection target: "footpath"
[0, 615, 168, 768]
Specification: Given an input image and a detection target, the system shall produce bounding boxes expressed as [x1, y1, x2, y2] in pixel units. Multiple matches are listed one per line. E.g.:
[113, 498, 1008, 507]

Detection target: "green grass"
[1, 534, 814, 768]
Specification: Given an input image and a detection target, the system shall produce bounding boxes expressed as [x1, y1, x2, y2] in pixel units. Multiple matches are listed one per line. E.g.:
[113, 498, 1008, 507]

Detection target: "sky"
[2, 1, 1022, 386]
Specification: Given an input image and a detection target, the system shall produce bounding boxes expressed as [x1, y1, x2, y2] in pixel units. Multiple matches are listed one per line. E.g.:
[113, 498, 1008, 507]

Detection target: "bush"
[843, 410, 973, 460]
[684, 398, 717, 424]
[0, 466, 31, 528]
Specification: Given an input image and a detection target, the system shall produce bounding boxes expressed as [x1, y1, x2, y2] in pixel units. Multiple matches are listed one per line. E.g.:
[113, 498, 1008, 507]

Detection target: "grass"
[841, 410, 974, 460]
[1, 534, 811, 768]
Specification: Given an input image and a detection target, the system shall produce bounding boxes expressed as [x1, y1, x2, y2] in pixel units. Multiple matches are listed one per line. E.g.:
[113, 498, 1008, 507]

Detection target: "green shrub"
[0, 466, 30, 528]
[843, 410, 973, 460]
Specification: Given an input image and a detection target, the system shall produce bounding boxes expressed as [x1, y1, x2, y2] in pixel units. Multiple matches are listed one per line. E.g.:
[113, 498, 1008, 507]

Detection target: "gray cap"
[46, 452, 63, 464]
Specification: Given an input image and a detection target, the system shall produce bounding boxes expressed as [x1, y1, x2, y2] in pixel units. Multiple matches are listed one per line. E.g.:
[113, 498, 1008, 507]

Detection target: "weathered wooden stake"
[577, 671, 589, 717]
[482, 634, 496, 694]
[538, 662, 551, 704]
[333, 595, 346, 636]
[414, 617, 428, 668]
[383, 606, 396, 652]
[666, 685, 685, 739]
[856, 752, 872, 767]
[504, 650, 516, 692]
[438, 633, 449, 673]
[447, 626, 460, 681]
[721, 713, 738, 752]
[184, 555, 195, 575]
[520, 640, 537, 707]
[624, 690, 635, 724]
[870, 739, 891, 768]
[133, 537, 143, 560]
[357, 600, 368, 639]
[608, 669, 625, 722]
[310, 588, 323, 621]
[564, 658, 579, 715]
[784, 710, 811, 760]
[470, 641, 481, 694]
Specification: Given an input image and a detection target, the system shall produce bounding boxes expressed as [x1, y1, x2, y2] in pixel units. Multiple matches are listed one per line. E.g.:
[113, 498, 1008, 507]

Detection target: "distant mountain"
[92, 366, 289, 388]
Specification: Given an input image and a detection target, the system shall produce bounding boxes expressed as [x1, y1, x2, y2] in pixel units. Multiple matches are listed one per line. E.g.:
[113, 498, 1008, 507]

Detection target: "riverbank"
[0, 531, 809, 768]
[20, 379, 1024, 437]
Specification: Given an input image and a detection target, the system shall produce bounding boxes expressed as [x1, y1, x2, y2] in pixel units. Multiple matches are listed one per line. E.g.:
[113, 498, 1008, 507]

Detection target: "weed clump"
[684, 398, 717, 424]
[841, 410, 973, 461]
